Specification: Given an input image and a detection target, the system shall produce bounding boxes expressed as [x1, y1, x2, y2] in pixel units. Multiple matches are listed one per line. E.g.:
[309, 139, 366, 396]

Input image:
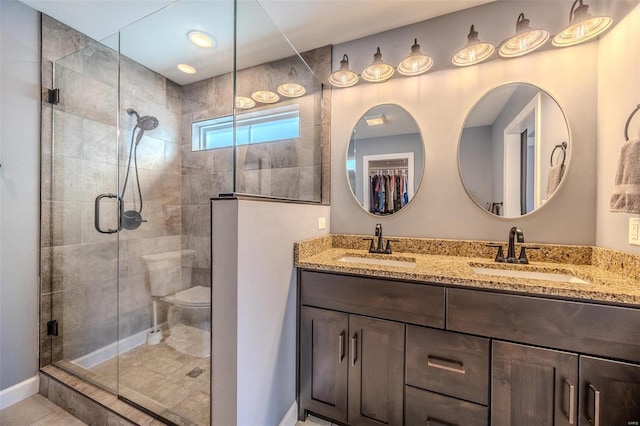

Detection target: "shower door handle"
[94, 193, 123, 234]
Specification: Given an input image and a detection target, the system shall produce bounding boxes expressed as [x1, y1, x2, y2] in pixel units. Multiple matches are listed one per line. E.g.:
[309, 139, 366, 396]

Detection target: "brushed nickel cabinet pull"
[338, 331, 345, 363]
[563, 378, 575, 425]
[351, 333, 357, 366]
[427, 356, 466, 374]
[587, 384, 601, 426]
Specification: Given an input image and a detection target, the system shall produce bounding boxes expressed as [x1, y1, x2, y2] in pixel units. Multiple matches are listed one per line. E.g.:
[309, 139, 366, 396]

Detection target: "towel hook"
[624, 104, 640, 141]
[550, 141, 567, 167]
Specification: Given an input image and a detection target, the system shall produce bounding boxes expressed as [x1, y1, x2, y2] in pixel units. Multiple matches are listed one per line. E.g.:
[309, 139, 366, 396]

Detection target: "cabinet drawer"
[447, 288, 640, 363]
[406, 326, 489, 405]
[300, 270, 445, 327]
[405, 386, 488, 426]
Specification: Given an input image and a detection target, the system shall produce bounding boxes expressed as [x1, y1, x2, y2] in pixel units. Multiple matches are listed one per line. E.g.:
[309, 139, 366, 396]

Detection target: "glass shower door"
[43, 27, 121, 393]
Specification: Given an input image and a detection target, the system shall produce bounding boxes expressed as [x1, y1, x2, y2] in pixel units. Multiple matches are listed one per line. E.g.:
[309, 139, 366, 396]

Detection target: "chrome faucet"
[363, 223, 397, 254]
[507, 226, 525, 262]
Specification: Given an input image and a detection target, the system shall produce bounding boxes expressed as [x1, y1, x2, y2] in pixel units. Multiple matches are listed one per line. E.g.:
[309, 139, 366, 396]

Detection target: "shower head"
[127, 108, 159, 131]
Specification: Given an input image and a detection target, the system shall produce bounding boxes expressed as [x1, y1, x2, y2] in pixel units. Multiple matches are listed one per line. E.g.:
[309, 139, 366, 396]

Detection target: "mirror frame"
[346, 103, 425, 217]
[457, 81, 572, 219]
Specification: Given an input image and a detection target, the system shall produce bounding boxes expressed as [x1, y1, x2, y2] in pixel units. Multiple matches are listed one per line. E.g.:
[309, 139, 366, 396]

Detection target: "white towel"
[610, 139, 640, 213]
[546, 164, 565, 198]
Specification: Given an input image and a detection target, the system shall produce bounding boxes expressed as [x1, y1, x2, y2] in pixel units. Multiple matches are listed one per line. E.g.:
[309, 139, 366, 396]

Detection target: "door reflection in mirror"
[458, 83, 570, 218]
[347, 104, 425, 216]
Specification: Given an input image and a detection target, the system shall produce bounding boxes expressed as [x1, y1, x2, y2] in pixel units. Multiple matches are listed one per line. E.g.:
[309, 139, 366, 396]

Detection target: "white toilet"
[142, 249, 210, 358]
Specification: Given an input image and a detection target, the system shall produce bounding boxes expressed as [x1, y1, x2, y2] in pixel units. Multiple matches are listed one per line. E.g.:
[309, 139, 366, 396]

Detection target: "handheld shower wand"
[121, 108, 159, 230]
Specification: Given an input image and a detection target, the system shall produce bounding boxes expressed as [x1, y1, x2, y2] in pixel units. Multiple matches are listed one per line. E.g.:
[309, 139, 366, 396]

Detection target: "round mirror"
[347, 104, 424, 215]
[458, 83, 570, 218]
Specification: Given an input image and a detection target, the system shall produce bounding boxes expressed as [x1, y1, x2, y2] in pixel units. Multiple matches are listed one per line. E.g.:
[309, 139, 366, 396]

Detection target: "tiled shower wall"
[40, 14, 330, 367]
[40, 16, 182, 367]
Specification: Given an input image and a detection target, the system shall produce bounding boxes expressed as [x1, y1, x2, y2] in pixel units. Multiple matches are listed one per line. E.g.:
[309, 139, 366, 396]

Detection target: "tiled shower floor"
[61, 340, 210, 425]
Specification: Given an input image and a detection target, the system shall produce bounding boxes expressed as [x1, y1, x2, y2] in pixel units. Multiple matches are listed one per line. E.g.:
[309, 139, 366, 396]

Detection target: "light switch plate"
[629, 218, 640, 245]
[318, 217, 326, 230]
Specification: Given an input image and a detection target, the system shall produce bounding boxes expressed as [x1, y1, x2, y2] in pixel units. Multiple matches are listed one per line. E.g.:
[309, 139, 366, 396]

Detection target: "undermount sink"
[470, 265, 589, 284]
[338, 255, 417, 268]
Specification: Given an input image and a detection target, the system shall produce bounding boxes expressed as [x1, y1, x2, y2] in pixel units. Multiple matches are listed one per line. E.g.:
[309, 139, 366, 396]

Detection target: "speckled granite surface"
[294, 235, 640, 305]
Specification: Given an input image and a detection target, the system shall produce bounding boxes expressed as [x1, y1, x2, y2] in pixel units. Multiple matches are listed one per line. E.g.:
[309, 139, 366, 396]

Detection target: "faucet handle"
[487, 244, 505, 262]
[362, 238, 375, 253]
[517, 246, 540, 264]
[384, 239, 400, 254]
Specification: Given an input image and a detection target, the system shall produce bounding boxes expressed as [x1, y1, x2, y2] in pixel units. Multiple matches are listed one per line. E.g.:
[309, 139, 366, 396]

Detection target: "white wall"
[330, 42, 598, 244]
[459, 126, 492, 208]
[212, 198, 330, 425]
[596, 3, 640, 253]
[0, 0, 40, 395]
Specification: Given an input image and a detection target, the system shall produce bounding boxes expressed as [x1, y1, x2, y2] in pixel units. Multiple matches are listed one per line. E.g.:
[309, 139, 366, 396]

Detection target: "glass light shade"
[397, 39, 433, 76]
[277, 83, 306, 98]
[177, 63, 197, 74]
[188, 30, 215, 48]
[362, 47, 394, 83]
[251, 90, 280, 104]
[452, 25, 495, 67]
[277, 68, 306, 97]
[552, 0, 612, 47]
[235, 96, 255, 109]
[329, 54, 359, 88]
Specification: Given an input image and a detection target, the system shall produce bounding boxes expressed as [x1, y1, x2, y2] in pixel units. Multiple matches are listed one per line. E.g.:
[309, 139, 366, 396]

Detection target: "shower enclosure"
[40, 1, 327, 424]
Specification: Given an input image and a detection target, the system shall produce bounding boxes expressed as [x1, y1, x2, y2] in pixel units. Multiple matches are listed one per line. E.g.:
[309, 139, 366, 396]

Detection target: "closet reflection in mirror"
[347, 104, 424, 215]
[458, 83, 570, 218]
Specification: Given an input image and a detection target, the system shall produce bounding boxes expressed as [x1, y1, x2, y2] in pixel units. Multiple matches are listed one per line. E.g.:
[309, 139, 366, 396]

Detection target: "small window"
[192, 104, 300, 151]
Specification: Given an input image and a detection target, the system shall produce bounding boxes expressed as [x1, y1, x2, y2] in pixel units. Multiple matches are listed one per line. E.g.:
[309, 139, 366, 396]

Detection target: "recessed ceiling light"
[188, 30, 215, 48]
[365, 114, 386, 126]
[177, 63, 197, 74]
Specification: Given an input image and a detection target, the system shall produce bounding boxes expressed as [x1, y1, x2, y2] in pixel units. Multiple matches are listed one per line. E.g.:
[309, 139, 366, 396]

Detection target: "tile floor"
[59, 338, 210, 425]
[296, 414, 341, 426]
[0, 394, 86, 426]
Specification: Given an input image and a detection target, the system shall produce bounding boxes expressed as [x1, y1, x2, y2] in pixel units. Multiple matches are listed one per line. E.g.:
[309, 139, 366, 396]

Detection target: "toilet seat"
[172, 285, 210, 308]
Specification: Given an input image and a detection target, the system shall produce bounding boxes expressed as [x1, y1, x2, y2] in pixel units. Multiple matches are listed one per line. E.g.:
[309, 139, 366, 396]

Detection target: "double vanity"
[294, 233, 640, 426]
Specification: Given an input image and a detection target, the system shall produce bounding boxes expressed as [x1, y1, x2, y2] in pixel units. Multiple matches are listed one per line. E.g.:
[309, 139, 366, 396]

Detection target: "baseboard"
[0, 375, 39, 410]
[278, 401, 298, 426]
[71, 325, 165, 369]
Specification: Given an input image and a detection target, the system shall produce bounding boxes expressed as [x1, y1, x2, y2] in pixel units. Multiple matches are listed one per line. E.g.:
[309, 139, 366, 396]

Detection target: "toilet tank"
[142, 249, 197, 296]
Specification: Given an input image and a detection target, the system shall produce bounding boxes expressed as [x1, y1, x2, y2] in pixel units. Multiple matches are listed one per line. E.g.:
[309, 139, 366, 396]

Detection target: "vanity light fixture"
[177, 63, 197, 74]
[365, 114, 386, 126]
[187, 30, 215, 48]
[397, 39, 433, 76]
[452, 25, 495, 67]
[251, 90, 280, 104]
[235, 96, 255, 109]
[361, 47, 395, 83]
[498, 13, 549, 59]
[552, 0, 612, 47]
[277, 68, 306, 98]
[328, 54, 359, 88]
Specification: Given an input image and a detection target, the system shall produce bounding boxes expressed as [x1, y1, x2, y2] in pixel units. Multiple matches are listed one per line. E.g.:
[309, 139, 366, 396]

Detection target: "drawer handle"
[562, 378, 576, 425]
[427, 417, 456, 426]
[586, 383, 600, 426]
[351, 333, 358, 366]
[427, 356, 466, 374]
[338, 331, 345, 363]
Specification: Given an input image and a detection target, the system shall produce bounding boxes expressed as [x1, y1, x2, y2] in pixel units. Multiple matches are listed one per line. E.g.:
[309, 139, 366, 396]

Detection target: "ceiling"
[21, 0, 493, 85]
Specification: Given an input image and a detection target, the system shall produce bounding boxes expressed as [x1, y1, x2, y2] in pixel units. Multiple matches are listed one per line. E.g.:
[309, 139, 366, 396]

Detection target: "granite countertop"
[294, 235, 640, 306]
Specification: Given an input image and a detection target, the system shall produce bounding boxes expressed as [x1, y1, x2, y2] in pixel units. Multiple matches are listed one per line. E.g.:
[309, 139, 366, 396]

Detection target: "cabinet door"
[300, 306, 349, 423]
[492, 341, 578, 426]
[579, 356, 640, 426]
[348, 315, 404, 426]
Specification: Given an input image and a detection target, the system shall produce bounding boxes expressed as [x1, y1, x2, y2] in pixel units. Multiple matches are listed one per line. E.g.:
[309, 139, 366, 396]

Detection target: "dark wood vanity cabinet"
[300, 305, 404, 425]
[492, 341, 579, 426]
[297, 270, 640, 426]
[579, 356, 640, 426]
